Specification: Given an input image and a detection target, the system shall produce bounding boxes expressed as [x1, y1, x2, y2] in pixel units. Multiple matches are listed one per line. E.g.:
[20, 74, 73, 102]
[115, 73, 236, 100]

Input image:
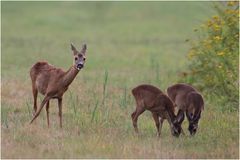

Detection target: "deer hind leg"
[152, 113, 160, 137]
[46, 101, 50, 128]
[30, 95, 50, 124]
[58, 98, 63, 128]
[131, 111, 136, 120]
[32, 83, 38, 115]
[132, 106, 145, 134]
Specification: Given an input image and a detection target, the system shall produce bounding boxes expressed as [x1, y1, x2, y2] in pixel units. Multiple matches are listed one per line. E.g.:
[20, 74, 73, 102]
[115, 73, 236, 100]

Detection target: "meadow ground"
[1, 1, 239, 158]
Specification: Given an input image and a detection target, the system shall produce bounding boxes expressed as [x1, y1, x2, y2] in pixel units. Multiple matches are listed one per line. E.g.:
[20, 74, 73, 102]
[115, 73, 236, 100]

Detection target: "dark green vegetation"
[1, 2, 239, 158]
[183, 2, 239, 111]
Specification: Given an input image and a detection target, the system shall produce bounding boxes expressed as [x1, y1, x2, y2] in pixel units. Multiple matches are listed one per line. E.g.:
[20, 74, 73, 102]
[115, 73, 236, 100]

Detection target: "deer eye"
[83, 57, 86, 61]
[75, 57, 78, 61]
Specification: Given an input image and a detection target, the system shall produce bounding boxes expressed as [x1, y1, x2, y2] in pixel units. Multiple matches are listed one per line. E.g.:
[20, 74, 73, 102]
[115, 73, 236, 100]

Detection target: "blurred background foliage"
[181, 1, 239, 111]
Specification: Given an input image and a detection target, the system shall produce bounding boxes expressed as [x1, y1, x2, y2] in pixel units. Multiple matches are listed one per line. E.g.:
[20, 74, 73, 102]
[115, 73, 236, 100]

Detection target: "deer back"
[132, 84, 180, 120]
[167, 83, 196, 111]
[132, 84, 163, 109]
[30, 62, 66, 95]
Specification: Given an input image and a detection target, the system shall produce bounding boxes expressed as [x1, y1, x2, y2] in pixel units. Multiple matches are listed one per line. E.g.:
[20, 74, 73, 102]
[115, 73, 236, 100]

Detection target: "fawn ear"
[71, 43, 77, 55]
[71, 43, 77, 51]
[81, 44, 87, 55]
[176, 110, 185, 124]
[193, 111, 201, 122]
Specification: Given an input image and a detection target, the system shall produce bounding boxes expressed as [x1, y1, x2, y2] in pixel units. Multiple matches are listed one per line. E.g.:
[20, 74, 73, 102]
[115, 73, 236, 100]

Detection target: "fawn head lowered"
[167, 83, 204, 136]
[186, 92, 204, 136]
[71, 43, 87, 70]
[187, 110, 201, 136]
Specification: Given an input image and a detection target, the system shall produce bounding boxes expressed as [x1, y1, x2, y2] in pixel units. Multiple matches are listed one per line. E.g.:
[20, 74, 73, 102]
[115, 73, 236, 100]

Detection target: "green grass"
[1, 1, 239, 159]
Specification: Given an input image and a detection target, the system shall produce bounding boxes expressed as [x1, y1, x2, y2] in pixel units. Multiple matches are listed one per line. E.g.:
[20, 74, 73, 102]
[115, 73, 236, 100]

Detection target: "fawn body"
[131, 84, 184, 137]
[167, 83, 204, 135]
[30, 43, 87, 128]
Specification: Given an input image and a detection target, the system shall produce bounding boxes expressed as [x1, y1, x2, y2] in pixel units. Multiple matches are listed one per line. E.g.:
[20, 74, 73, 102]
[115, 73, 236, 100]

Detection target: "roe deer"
[131, 84, 184, 137]
[29, 43, 87, 128]
[167, 83, 204, 135]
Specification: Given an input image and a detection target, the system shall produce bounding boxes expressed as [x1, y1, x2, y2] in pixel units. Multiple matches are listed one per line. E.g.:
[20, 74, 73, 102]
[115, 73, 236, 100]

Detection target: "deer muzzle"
[77, 63, 84, 70]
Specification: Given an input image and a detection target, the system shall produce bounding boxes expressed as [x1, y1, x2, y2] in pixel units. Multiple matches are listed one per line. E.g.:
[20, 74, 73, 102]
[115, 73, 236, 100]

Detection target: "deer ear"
[176, 110, 185, 124]
[193, 111, 201, 122]
[81, 44, 87, 55]
[71, 43, 76, 51]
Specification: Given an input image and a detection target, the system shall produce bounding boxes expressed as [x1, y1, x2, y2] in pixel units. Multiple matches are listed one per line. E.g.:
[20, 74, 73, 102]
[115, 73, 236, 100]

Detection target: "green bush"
[182, 1, 239, 111]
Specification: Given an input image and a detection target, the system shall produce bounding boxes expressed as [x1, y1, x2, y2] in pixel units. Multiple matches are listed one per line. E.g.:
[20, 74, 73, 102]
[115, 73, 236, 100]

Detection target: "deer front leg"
[30, 96, 50, 124]
[159, 117, 164, 136]
[58, 98, 63, 128]
[46, 101, 50, 128]
[152, 112, 160, 137]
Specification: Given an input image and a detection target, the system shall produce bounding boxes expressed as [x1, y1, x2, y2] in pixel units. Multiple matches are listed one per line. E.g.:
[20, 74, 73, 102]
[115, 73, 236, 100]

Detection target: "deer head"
[171, 110, 185, 137]
[186, 110, 201, 136]
[71, 43, 87, 70]
[186, 93, 203, 136]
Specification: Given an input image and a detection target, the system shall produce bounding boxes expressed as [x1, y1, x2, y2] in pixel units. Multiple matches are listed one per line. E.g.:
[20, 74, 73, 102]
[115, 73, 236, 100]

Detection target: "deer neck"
[62, 65, 79, 87]
[165, 107, 176, 127]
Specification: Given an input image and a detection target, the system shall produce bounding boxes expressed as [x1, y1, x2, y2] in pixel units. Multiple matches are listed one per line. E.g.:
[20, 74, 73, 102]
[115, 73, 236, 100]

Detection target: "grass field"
[1, 1, 239, 158]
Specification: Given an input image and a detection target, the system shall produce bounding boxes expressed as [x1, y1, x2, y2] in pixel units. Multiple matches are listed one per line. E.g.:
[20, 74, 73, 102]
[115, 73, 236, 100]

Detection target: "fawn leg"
[132, 107, 145, 133]
[152, 113, 160, 137]
[30, 96, 50, 124]
[131, 110, 136, 120]
[58, 98, 63, 128]
[32, 84, 38, 115]
[46, 101, 50, 128]
[159, 117, 164, 136]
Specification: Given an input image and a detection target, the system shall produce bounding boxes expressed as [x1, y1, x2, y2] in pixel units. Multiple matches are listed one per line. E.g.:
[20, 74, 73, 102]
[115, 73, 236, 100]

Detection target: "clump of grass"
[120, 85, 128, 109]
[26, 99, 32, 117]
[101, 70, 108, 106]
[1, 107, 9, 128]
[91, 99, 99, 123]
[68, 91, 78, 116]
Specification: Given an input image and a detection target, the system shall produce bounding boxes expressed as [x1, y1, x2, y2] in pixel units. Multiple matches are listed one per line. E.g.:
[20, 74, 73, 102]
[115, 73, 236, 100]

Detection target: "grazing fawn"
[131, 84, 184, 137]
[167, 83, 204, 135]
[29, 43, 87, 128]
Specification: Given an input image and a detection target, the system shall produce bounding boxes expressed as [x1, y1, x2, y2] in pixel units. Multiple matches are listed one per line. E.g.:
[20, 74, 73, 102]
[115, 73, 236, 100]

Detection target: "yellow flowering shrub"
[183, 2, 239, 110]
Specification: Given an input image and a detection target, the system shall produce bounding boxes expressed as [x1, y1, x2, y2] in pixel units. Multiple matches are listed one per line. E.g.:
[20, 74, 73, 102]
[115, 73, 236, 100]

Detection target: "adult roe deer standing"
[131, 84, 184, 137]
[29, 43, 87, 128]
[167, 83, 204, 135]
